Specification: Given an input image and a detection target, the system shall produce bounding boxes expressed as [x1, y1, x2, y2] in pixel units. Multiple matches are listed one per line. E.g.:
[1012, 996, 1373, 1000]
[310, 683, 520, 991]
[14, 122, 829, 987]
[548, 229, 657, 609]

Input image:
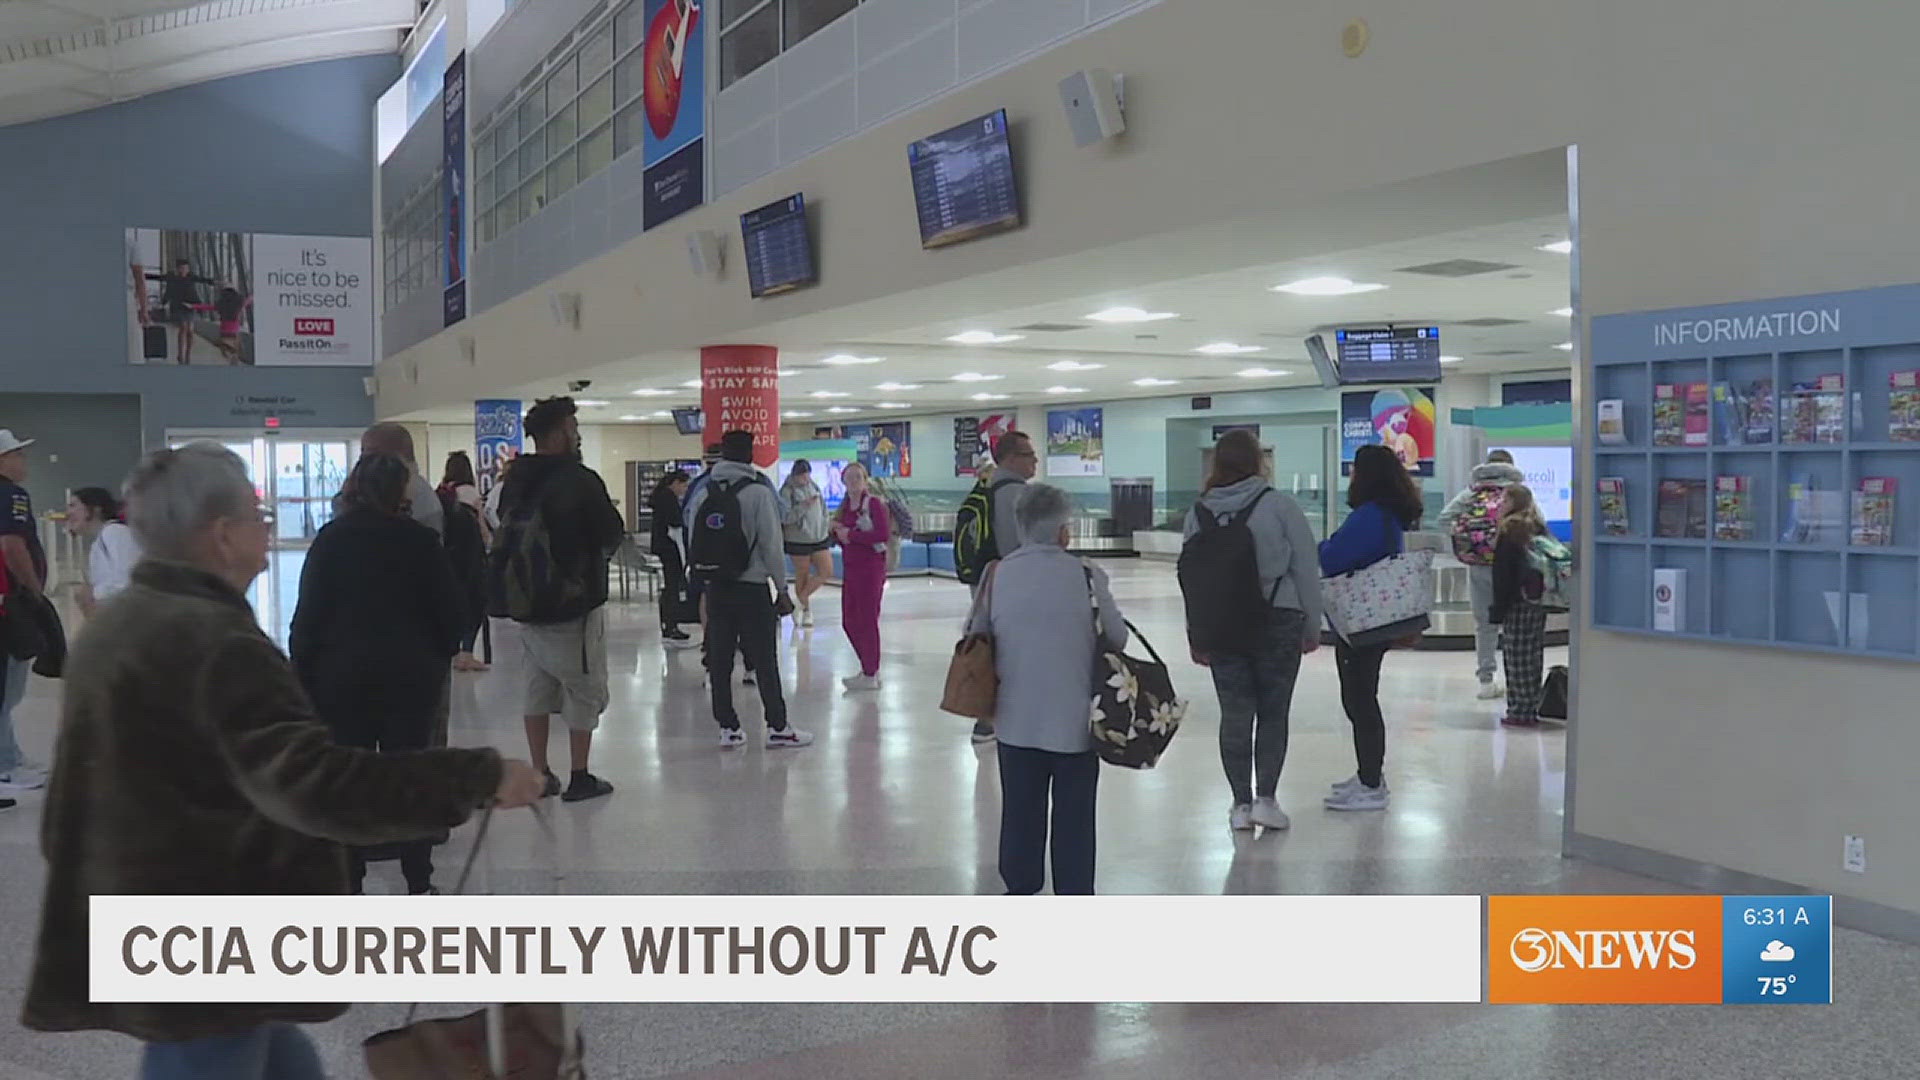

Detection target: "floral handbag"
[1320, 549, 1435, 647]
[1084, 569, 1186, 768]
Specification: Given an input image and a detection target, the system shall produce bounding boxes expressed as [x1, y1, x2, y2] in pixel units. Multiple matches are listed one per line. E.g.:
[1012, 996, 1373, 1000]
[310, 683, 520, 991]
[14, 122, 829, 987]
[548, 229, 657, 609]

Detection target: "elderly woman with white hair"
[21, 443, 544, 1080]
[966, 482, 1127, 895]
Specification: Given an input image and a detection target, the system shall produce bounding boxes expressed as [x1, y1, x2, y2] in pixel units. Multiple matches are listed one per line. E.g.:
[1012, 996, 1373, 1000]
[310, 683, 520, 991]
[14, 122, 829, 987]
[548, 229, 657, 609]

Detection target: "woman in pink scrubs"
[833, 462, 891, 691]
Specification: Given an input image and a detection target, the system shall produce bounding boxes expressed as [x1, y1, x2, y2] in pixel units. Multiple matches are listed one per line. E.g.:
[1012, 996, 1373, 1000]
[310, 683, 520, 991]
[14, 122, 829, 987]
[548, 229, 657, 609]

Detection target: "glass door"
[270, 439, 353, 544]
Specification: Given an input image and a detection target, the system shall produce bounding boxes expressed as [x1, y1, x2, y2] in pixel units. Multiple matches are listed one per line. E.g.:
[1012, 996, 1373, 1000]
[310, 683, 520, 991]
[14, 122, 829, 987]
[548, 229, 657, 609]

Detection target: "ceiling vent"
[1011, 322, 1085, 332]
[1454, 317, 1528, 327]
[1396, 259, 1520, 277]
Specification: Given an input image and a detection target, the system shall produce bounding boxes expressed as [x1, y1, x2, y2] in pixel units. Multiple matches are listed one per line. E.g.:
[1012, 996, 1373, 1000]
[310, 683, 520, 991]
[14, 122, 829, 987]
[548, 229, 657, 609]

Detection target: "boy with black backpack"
[684, 430, 811, 751]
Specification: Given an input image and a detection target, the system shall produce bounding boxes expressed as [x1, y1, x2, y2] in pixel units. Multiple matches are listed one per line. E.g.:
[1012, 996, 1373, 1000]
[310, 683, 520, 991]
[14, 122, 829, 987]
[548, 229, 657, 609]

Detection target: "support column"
[700, 345, 780, 467]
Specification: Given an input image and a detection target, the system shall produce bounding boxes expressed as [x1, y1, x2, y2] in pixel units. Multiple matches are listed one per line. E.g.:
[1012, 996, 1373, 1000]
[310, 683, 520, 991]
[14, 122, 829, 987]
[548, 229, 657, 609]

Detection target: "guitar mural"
[644, 0, 698, 139]
[641, 0, 706, 229]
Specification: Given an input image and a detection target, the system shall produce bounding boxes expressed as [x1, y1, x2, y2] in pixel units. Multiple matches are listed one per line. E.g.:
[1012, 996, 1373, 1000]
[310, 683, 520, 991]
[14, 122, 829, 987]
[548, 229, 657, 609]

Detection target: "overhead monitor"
[671, 407, 704, 436]
[908, 109, 1021, 249]
[740, 193, 816, 298]
[1334, 326, 1444, 384]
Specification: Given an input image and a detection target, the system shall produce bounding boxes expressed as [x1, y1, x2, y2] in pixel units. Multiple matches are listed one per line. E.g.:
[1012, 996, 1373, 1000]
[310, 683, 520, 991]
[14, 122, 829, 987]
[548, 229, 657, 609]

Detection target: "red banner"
[700, 344, 780, 467]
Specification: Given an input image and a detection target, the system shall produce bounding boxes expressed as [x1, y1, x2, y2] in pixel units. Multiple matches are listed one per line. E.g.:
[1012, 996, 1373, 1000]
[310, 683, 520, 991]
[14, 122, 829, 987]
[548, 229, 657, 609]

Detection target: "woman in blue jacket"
[1318, 444, 1425, 811]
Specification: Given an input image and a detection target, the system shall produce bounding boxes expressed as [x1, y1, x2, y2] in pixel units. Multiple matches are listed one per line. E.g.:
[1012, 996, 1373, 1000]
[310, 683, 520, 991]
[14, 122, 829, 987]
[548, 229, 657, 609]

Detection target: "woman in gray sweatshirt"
[1181, 429, 1324, 833]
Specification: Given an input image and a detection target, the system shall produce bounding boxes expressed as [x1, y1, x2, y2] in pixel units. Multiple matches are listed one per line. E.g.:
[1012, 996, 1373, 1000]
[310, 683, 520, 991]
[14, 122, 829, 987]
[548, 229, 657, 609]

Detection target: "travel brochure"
[1706, 378, 1777, 446]
[1782, 373, 1847, 444]
[1597, 477, 1629, 535]
[1596, 398, 1626, 445]
[1713, 475, 1752, 541]
[1851, 477, 1898, 547]
[1891, 370, 1920, 442]
[1654, 478, 1708, 539]
[1653, 384, 1684, 446]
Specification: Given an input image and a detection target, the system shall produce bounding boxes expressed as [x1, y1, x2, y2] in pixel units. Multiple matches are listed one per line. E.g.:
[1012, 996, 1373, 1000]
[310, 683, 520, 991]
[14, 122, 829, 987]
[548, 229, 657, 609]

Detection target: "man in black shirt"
[0, 429, 47, 795]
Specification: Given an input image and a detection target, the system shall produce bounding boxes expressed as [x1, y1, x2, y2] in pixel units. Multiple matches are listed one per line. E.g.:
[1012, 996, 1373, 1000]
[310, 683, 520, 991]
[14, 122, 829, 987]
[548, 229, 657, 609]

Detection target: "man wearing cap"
[0, 430, 49, 792]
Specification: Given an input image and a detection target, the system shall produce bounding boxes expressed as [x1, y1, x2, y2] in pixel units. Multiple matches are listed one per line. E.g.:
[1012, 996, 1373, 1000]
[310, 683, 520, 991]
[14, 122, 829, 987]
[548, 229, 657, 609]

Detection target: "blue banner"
[474, 399, 521, 500]
[640, 0, 705, 229]
[442, 51, 467, 326]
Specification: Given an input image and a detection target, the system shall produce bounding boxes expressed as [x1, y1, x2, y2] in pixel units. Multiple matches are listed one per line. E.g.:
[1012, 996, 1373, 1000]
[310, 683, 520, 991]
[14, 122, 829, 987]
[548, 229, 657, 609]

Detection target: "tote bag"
[1320, 549, 1435, 648]
[1084, 568, 1186, 769]
[939, 563, 998, 720]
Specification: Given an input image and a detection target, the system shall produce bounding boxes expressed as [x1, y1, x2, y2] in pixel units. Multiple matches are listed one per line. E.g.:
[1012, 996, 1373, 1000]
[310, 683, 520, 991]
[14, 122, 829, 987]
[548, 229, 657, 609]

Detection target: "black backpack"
[1540, 665, 1570, 719]
[488, 471, 590, 624]
[438, 490, 486, 598]
[954, 477, 1018, 585]
[1178, 488, 1278, 655]
[688, 477, 753, 584]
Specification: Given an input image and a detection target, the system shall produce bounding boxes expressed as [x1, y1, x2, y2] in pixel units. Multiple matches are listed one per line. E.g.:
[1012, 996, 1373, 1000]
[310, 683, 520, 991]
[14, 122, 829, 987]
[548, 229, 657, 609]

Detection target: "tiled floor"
[2, 558, 1916, 1077]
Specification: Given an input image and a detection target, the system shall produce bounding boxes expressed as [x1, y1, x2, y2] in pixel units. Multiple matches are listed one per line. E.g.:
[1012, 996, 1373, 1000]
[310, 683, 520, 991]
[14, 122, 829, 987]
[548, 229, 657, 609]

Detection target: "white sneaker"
[2, 767, 47, 790]
[1324, 783, 1390, 811]
[1476, 680, 1506, 700]
[766, 727, 814, 749]
[842, 673, 881, 692]
[1228, 803, 1254, 831]
[718, 729, 747, 750]
[970, 721, 997, 744]
[1329, 774, 1390, 795]
[800, 607, 814, 628]
[1250, 797, 1290, 830]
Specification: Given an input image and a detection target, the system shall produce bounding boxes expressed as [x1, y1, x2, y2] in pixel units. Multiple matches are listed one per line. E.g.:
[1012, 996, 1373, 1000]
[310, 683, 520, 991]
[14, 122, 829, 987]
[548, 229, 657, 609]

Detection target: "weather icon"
[1760, 940, 1796, 963]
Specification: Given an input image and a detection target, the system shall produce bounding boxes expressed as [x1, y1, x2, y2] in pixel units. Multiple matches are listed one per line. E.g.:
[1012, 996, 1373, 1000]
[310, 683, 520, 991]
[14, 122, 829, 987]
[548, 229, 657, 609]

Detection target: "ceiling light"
[874, 382, 922, 391]
[680, 378, 703, 388]
[1440, 355, 1465, 365]
[1549, 306, 1574, 317]
[821, 353, 883, 366]
[1085, 306, 1177, 324]
[1555, 342, 1575, 351]
[618, 414, 645, 421]
[809, 390, 850, 399]
[1046, 360, 1105, 372]
[946, 330, 1024, 345]
[826, 406, 858, 414]
[1044, 386, 1088, 394]
[782, 410, 814, 419]
[1538, 240, 1573, 254]
[573, 399, 610, 407]
[970, 392, 1011, 402]
[1234, 367, 1292, 378]
[952, 372, 1004, 383]
[1270, 276, 1387, 297]
[876, 402, 912, 409]
[1196, 342, 1263, 355]
[1132, 377, 1179, 387]
[630, 388, 675, 397]
[778, 368, 800, 377]
[649, 410, 672, 418]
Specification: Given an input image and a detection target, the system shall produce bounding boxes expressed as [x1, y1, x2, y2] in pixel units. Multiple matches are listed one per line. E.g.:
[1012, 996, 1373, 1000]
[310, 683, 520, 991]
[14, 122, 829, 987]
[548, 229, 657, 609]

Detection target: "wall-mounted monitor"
[908, 109, 1021, 249]
[1333, 326, 1444, 384]
[671, 407, 704, 436]
[741, 193, 816, 298]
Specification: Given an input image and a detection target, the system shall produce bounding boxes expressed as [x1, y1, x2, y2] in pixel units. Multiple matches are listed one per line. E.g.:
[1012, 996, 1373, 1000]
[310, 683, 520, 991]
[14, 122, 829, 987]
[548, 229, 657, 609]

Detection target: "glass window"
[579, 73, 614, 131]
[520, 175, 544, 219]
[613, 99, 646, 159]
[580, 24, 614, 76]
[547, 102, 577, 157]
[579, 121, 614, 180]
[500, 195, 520, 233]
[614, 48, 645, 108]
[519, 139, 544, 180]
[497, 111, 519, 151]
[613, 0, 644, 55]
[516, 87, 545, 135]
[547, 149, 577, 198]
[545, 56, 578, 103]
[721, 0, 769, 32]
[495, 150, 518, 191]
[785, 0, 856, 47]
[720, 4, 779, 89]
[476, 171, 492, 210]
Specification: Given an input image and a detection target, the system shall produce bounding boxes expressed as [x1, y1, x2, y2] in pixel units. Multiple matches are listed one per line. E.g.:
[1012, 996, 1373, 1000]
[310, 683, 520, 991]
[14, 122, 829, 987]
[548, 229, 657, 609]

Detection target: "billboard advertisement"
[128, 229, 373, 366]
[443, 51, 468, 327]
[641, 0, 705, 229]
[1046, 408, 1104, 477]
[1340, 386, 1436, 477]
[700, 345, 779, 467]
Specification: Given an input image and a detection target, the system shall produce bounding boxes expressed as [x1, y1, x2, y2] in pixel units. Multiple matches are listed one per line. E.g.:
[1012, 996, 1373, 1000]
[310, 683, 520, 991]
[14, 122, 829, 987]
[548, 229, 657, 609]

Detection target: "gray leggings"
[1208, 609, 1308, 805]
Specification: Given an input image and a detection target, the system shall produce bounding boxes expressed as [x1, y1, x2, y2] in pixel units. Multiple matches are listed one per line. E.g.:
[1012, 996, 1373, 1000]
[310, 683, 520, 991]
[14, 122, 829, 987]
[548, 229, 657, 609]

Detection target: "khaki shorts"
[520, 608, 609, 731]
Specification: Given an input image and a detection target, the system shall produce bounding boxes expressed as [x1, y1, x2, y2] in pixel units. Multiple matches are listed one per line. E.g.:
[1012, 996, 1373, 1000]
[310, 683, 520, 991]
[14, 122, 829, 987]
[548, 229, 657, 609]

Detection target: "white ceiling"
[403, 215, 1574, 426]
[0, 0, 413, 127]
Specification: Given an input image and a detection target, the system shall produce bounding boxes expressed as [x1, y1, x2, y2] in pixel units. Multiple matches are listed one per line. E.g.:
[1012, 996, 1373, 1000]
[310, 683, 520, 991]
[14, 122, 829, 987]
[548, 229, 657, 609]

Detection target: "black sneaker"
[541, 771, 562, 798]
[0, 797, 14, 810]
[741, 670, 757, 687]
[562, 772, 615, 803]
[664, 626, 691, 641]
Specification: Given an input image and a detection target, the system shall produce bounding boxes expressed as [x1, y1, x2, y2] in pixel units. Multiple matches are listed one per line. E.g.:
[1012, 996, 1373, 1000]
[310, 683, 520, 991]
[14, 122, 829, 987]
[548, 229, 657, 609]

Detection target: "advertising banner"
[865, 421, 910, 478]
[954, 417, 980, 475]
[1046, 407, 1104, 477]
[700, 345, 779, 467]
[127, 229, 373, 366]
[442, 51, 467, 327]
[641, 0, 705, 229]
[474, 400, 523, 501]
[1339, 386, 1436, 477]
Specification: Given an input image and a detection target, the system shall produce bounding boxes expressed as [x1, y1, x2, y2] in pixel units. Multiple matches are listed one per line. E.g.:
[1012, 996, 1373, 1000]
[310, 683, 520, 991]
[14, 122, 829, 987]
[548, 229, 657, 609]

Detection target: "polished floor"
[2, 558, 1916, 1078]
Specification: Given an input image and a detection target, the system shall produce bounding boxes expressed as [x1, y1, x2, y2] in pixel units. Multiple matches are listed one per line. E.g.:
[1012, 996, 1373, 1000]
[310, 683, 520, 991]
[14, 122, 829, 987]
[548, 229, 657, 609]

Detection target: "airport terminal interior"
[4, 0, 1920, 1076]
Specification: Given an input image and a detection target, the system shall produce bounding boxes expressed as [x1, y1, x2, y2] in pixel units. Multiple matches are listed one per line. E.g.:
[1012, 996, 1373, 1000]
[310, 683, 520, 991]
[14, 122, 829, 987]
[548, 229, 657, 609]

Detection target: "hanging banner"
[442, 51, 468, 327]
[954, 417, 980, 476]
[1340, 387, 1437, 477]
[641, 0, 705, 229]
[127, 229, 373, 366]
[1046, 407, 1104, 477]
[474, 400, 523, 500]
[700, 345, 780, 467]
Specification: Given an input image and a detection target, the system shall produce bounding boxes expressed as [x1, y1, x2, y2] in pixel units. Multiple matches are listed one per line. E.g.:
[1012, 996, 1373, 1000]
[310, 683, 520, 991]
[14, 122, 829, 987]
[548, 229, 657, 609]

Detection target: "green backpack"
[1526, 534, 1575, 612]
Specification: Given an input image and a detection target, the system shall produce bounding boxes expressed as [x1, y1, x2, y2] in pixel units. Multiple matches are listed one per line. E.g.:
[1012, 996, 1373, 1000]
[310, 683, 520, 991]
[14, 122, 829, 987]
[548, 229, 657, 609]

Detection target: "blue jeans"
[141, 1023, 325, 1080]
[0, 655, 28, 775]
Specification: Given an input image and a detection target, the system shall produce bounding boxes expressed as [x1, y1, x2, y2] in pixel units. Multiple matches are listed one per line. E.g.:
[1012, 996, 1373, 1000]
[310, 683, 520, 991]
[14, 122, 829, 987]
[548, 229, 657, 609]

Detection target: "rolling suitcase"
[142, 324, 169, 360]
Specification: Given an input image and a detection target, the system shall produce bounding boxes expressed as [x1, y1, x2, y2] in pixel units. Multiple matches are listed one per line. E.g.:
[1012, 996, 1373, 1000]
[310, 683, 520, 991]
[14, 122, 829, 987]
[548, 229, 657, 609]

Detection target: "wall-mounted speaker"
[457, 336, 477, 364]
[362, 376, 378, 398]
[686, 230, 724, 278]
[1059, 68, 1125, 147]
[548, 292, 582, 330]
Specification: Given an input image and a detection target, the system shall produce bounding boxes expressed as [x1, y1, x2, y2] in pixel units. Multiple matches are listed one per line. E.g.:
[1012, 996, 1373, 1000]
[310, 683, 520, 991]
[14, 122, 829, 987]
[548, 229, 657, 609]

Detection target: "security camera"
[568, 380, 593, 393]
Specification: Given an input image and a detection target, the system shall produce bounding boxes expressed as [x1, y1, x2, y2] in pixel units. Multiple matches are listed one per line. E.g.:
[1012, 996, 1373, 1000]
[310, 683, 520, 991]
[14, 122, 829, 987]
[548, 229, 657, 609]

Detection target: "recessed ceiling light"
[826, 406, 858, 414]
[876, 402, 912, 409]
[1271, 276, 1387, 297]
[1440, 355, 1465, 365]
[1132, 377, 1179, 387]
[970, 392, 1011, 402]
[1555, 342, 1575, 351]
[1044, 386, 1088, 394]
[778, 368, 801, 377]
[810, 390, 850, 398]
[574, 399, 611, 407]
[680, 378, 703, 388]
[1046, 360, 1105, 372]
[874, 382, 922, 391]
[1085, 306, 1177, 324]
[1538, 240, 1573, 254]
[649, 410, 672, 418]
[946, 330, 1023, 345]
[821, 353, 883, 366]
[782, 410, 814, 419]
[618, 414, 645, 421]
[1548, 307, 1574, 317]
[1196, 342, 1263, 355]
[1234, 367, 1292, 378]
[630, 388, 675, 396]
[952, 372, 1003, 383]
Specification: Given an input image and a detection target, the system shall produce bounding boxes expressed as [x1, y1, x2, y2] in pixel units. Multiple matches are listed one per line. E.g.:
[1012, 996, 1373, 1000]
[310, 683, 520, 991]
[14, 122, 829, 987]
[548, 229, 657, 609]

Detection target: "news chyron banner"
[90, 896, 1484, 1004]
[1489, 895, 1832, 1004]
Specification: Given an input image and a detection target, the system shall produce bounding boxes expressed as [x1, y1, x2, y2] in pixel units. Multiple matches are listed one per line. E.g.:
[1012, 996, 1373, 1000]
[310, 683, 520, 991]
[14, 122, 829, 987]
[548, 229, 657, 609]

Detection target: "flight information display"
[909, 109, 1021, 249]
[741, 194, 816, 298]
[1334, 326, 1444, 384]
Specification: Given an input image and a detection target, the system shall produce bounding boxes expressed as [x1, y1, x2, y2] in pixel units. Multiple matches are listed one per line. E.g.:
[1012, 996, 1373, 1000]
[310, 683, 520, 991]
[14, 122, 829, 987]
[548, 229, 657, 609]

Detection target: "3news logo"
[1489, 895, 1831, 1004]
